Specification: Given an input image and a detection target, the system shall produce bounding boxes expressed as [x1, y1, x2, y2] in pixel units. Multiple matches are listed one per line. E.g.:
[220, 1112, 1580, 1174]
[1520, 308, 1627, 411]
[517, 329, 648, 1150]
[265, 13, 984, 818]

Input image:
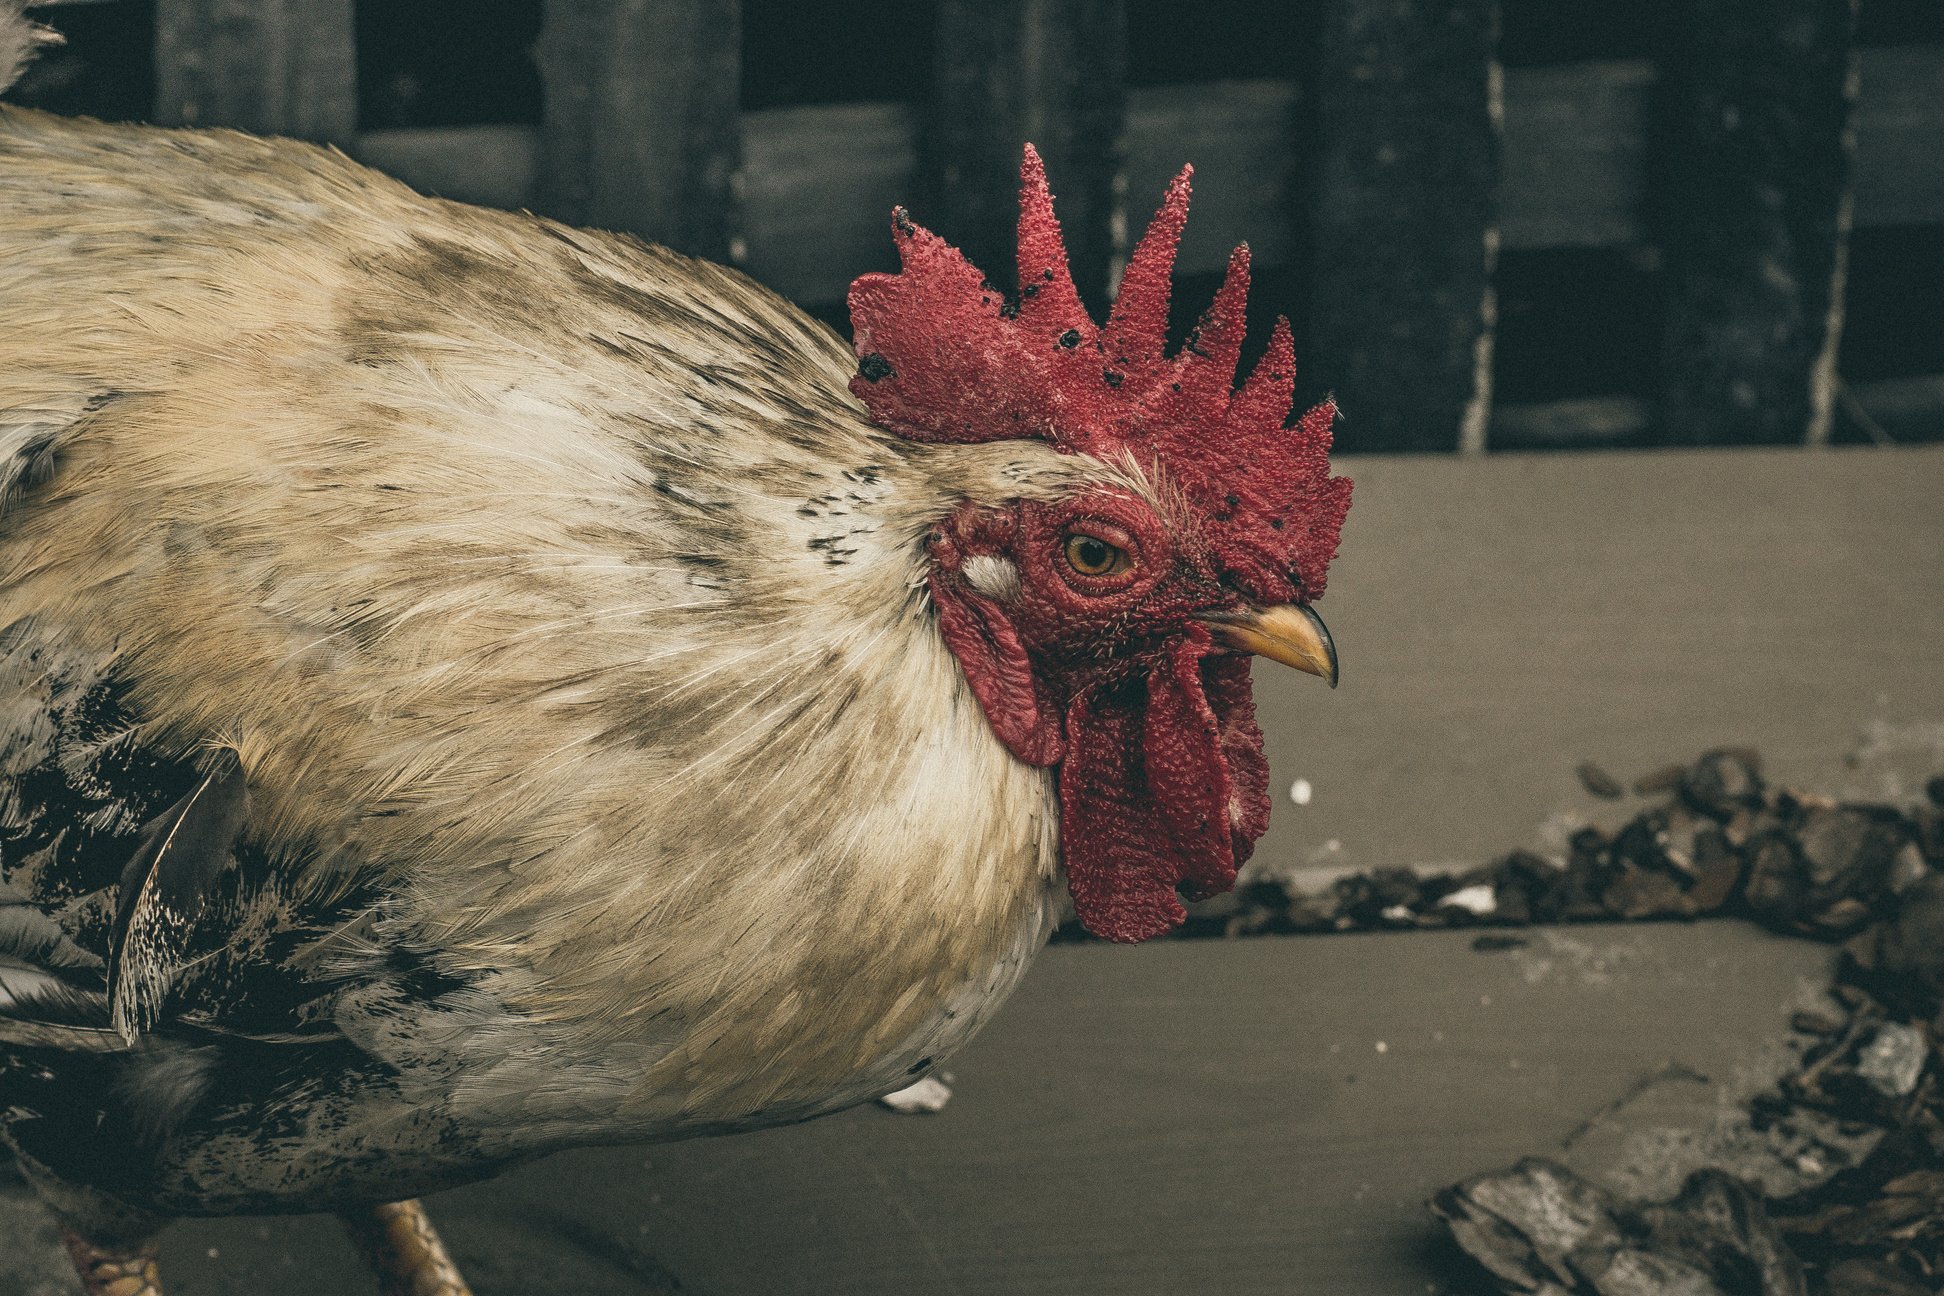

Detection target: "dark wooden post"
[1306, 0, 1502, 454]
[538, 0, 743, 265]
[926, 0, 1126, 308]
[152, 0, 356, 144]
[1653, 0, 1859, 446]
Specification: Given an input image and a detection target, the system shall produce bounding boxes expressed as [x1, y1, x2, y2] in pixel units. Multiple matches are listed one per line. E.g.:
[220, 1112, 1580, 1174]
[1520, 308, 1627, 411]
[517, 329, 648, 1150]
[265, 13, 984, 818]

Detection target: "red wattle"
[1059, 640, 1268, 942]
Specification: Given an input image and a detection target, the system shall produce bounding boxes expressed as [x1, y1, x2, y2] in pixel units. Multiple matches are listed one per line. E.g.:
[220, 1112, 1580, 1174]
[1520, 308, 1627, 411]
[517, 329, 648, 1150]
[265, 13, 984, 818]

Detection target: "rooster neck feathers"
[1, 104, 1089, 1130]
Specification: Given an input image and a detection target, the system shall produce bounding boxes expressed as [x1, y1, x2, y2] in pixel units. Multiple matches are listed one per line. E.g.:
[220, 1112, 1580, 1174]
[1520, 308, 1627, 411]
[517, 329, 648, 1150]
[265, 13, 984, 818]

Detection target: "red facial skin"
[928, 488, 1272, 942]
[848, 147, 1351, 941]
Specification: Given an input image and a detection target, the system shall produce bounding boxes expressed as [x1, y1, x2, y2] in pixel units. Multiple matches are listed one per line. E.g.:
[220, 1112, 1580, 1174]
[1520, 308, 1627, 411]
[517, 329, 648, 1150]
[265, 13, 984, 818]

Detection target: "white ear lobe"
[961, 554, 1021, 602]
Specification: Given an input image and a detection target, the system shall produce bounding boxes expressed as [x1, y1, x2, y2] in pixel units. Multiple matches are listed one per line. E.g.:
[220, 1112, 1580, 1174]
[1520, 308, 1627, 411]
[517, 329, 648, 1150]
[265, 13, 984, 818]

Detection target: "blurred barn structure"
[14, 0, 1944, 454]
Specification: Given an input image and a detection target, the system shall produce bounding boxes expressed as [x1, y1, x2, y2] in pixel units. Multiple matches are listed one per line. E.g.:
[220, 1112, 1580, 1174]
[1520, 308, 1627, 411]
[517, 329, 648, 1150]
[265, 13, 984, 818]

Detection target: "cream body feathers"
[0, 104, 1155, 1177]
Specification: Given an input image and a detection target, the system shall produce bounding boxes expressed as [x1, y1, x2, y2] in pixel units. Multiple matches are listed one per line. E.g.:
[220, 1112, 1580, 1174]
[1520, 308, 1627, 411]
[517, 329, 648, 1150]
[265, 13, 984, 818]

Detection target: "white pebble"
[1440, 883, 1498, 916]
[878, 1075, 953, 1114]
[1374, 1041, 1388, 1054]
[1289, 778, 1313, 806]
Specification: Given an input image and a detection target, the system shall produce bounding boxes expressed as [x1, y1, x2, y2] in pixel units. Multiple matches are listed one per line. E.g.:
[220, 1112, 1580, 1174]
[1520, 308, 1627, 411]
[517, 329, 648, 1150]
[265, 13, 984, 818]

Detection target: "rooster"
[0, 8, 1349, 1293]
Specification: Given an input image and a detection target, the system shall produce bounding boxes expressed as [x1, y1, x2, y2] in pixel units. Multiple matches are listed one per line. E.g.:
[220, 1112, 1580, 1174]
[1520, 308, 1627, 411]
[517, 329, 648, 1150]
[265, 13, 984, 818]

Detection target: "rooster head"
[847, 147, 1352, 943]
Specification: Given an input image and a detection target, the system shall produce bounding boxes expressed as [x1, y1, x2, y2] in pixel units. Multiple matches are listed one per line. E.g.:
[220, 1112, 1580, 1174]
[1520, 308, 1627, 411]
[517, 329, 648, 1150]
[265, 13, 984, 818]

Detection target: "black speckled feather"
[109, 749, 249, 1041]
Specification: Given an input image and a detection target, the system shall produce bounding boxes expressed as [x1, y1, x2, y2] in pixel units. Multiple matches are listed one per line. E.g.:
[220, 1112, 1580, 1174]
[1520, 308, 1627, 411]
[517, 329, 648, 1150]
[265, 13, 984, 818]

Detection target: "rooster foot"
[340, 1198, 475, 1296]
[60, 1230, 162, 1296]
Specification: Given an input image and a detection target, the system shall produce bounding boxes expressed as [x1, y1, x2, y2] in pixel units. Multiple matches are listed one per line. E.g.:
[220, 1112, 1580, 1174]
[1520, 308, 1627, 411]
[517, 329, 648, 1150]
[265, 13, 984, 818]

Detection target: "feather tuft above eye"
[960, 554, 1022, 601]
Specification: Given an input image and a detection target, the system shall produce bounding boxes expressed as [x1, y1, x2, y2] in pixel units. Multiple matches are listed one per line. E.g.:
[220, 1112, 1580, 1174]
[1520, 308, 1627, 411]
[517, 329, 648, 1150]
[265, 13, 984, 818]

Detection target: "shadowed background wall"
[13, 0, 1944, 455]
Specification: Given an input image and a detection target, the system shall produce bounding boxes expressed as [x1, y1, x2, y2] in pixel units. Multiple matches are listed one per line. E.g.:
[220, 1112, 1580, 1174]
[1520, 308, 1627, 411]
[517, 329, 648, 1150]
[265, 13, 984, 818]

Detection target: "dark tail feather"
[0, 882, 123, 1052]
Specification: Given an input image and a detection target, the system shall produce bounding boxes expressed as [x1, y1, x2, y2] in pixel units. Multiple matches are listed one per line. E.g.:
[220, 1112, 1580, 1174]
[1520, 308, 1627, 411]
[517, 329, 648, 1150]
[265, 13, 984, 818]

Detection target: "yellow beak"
[1201, 603, 1339, 687]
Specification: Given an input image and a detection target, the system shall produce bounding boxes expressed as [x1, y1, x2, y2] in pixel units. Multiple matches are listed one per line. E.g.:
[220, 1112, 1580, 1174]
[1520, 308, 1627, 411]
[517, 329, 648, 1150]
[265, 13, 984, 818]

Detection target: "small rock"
[1430, 1158, 1625, 1291]
[1570, 825, 1613, 855]
[1722, 807, 1772, 849]
[1853, 1023, 1927, 1099]
[1809, 897, 1875, 936]
[1686, 828, 1743, 912]
[1582, 1246, 1728, 1295]
[1821, 1258, 1931, 1296]
[1634, 763, 1688, 796]
[1440, 883, 1497, 917]
[1797, 808, 1870, 885]
[1492, 883, 1533, 925]
[1886, 840, 1930, 895]
[1603, 864, 1693, 920]
[1434, 1162, 1807, 1296]
[1634, 1170, 1806, 1296]
[1577, 762, 1625, 799]
[1613, 813, 1671, 874]
[1845, 872, 1944, 1004]
[878, 1075, 953, 1114]
[1777, 787, 1838, 816]
[1332, 868, 1424, 926]
[1743, 832, 1808, 925]
[1790, 1009, 1846, 1037]
[1799, 808, 1907, 909]
[1910, 805, 1944, 865]
[1659, 809, 1703, 880]
[1682, 748, 1765, 819]
[1548, 850, 1614, 922]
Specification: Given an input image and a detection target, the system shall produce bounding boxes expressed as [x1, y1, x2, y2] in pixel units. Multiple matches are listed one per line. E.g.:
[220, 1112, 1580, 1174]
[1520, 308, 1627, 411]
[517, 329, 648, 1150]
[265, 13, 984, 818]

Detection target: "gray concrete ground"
[3, 444, 1940, 1294]
[151, 926, 1841, 1296]
[1251, 444, 1944, 886]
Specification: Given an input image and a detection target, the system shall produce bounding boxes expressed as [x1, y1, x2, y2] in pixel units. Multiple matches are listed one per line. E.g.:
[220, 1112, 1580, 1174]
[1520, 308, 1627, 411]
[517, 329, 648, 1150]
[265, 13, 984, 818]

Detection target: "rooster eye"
[1062, 532, 1131, 578]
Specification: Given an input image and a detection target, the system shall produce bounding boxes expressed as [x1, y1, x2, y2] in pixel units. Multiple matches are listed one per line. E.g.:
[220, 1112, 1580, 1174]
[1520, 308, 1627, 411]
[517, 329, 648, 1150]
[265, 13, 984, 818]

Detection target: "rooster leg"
[340, 1199, 475, 1296]
[60, 1230, 163, 1296]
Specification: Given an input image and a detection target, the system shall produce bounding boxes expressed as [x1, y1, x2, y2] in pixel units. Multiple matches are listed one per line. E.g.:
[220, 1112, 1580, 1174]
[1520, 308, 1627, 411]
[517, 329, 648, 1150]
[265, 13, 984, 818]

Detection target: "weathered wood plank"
[1500, 60, 1653, 248]
[1124, 80, 1298, 281]
[1489, 373, 1944, 449]
[536, 0, 742, 263]
[1653, 0, 1860, 446]
[159, 925, 1846, 1294]
[1505, 48, 1936, 248]
[744, 81, 1304, 307]
[1307, 0, 1502, 454]
[926, 0, 1126, 305]
[353, 126, 540, 212]
[1489, 394, 1652, 450]
[1842, 372, 1944, 445]
[741, 102, 914, 305]
[348, 47, 1942, 308]
[151, 0, 355, 144]
[1852, 43, 1944, 228]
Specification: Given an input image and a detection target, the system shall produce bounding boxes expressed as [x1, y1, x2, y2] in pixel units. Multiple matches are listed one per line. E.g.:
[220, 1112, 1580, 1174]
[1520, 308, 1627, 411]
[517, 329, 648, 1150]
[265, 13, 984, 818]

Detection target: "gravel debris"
[1413, 750, 1944, 1296]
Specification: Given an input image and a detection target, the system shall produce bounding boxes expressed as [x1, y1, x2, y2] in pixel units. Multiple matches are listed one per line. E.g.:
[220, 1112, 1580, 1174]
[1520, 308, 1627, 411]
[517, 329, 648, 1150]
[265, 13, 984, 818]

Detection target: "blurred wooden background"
[14, 0, 1944, 454]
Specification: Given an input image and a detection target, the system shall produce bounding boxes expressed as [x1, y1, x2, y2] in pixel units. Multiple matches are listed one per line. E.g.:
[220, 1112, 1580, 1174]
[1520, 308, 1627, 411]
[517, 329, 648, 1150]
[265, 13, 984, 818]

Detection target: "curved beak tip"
[1202, 602, 1340, 687]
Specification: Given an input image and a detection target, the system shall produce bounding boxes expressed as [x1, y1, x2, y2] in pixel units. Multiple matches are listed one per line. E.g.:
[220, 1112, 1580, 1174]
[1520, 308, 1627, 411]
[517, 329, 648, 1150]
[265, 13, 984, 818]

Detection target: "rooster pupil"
[1063, 533, 1124, 577]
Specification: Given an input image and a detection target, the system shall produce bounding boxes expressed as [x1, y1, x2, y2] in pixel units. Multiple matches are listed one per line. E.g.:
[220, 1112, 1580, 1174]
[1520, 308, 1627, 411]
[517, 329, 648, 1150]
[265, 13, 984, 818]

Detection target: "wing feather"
[108, 750, 249, 1042]
[0, 878, 119, 1050]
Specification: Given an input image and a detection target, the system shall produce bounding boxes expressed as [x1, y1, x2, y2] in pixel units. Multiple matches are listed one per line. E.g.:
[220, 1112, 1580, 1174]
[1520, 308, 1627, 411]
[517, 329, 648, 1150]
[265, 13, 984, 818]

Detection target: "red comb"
[848, 145, 1351, 603]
